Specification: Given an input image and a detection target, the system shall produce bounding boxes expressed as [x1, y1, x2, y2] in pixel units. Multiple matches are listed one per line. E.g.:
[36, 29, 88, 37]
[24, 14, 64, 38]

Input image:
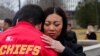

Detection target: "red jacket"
[0, 21, 57, 56]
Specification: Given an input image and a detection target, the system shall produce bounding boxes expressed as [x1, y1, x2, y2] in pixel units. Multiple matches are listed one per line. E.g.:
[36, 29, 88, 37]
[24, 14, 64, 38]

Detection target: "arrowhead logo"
[5, 36, 13, 41]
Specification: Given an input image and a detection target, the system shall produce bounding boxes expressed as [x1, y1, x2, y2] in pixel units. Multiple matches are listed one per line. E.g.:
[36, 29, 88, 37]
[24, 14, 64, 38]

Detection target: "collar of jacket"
[16, 21, 35, 29]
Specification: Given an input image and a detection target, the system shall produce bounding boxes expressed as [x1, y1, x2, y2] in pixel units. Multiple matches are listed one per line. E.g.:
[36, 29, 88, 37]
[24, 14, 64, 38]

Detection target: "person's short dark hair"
[17, 4, 44, 25]
[41, 7, 68, 40]
[4, 18, 12, 26]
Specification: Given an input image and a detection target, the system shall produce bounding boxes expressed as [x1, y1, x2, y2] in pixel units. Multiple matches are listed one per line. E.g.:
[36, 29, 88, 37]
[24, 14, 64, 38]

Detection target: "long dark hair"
[41, 7, 68, 41]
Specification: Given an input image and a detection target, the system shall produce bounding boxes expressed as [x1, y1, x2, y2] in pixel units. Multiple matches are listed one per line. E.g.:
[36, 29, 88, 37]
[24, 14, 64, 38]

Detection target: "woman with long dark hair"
[41, 7, 86, 56]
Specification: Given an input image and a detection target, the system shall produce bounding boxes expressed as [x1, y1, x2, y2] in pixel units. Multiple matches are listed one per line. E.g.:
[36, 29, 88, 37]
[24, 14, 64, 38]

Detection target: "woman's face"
[44, 13, 63, 39]
[87, 25, 94, 32]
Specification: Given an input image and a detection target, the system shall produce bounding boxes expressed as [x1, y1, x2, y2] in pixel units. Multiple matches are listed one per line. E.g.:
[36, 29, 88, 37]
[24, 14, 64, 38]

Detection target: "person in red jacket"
[0, 4, 57, 56]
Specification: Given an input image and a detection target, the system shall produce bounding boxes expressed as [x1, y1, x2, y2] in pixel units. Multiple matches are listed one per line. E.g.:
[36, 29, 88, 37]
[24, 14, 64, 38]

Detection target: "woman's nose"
[49, 25, 55, 31]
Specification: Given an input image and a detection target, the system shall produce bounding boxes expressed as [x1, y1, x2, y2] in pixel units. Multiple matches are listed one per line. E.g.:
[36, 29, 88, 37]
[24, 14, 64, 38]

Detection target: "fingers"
[43, 35, 53, 41]
[41, 34, 57, 49]
[45, 46, 55, 49]
[41, 34, 53, 41]
[42, 39, 55, 49]
[45, 46, 51, 48]
[42, 39, 56, 45]
[41, 34, 57, 45]
[42, 39, 51, 45]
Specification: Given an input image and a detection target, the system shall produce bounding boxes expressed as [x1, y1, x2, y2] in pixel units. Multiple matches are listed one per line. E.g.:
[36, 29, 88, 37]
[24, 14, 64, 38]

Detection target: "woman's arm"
[59, 40, 86, 56]
[59, 46, 86, 56]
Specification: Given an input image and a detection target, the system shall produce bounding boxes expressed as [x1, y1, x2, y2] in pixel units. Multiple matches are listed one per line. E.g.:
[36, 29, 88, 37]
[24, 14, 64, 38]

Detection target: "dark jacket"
[58, 37, 86, 56]
[67, 31, 77, 43]
[86, 32, 97, 40]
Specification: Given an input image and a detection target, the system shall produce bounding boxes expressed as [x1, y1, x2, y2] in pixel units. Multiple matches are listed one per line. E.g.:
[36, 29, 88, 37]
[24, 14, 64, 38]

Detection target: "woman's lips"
[48, 33, 56, 36]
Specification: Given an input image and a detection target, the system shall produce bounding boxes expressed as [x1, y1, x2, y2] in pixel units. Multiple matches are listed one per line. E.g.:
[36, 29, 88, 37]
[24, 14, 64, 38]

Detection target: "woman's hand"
[41, 35, 65, 53]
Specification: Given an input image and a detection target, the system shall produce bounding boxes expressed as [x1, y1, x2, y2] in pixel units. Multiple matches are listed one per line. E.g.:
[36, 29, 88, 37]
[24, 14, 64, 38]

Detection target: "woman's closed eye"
[54, 22, 61, 26]
[54, 24, 60, 26]
[44, 22, 50, 26]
